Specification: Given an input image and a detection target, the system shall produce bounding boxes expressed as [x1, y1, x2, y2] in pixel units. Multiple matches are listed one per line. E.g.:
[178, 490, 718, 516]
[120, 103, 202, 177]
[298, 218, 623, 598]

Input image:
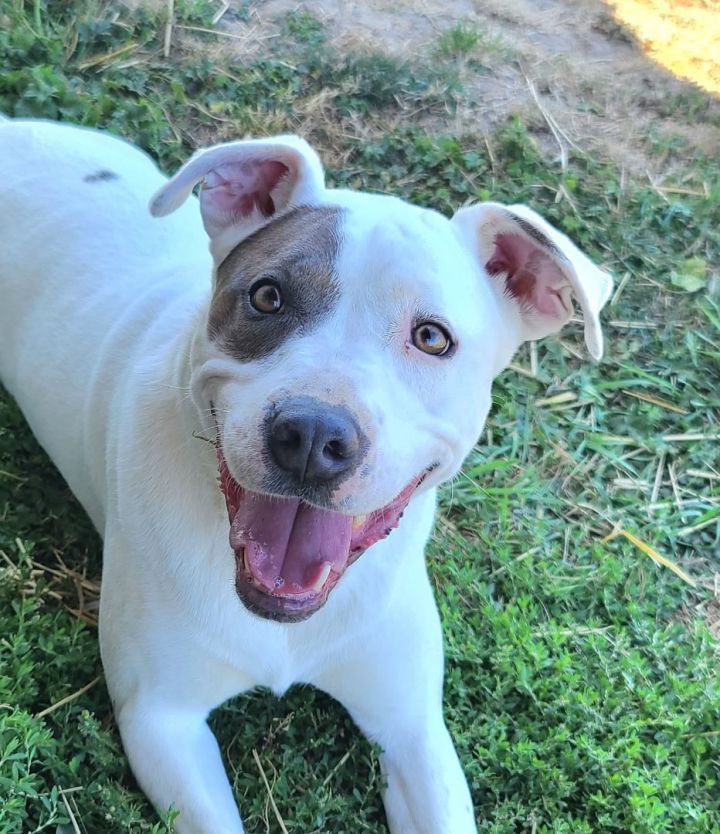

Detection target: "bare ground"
[195, 0, 720, 175]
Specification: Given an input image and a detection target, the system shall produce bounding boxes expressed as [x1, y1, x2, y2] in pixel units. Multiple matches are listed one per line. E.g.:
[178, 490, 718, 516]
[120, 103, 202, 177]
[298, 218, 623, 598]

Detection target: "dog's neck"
[142, 293, 220, 490]
[175, 303, 216, 454]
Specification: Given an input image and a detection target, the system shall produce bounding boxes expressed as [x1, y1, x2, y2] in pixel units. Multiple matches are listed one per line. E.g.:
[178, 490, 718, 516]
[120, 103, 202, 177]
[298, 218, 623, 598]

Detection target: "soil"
[205, 0, 720, 175]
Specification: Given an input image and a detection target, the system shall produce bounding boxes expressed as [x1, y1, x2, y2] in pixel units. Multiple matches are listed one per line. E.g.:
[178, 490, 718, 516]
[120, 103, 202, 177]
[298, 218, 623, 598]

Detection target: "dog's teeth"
[312, 562, 332, 592]
[352, 515, 367, 531]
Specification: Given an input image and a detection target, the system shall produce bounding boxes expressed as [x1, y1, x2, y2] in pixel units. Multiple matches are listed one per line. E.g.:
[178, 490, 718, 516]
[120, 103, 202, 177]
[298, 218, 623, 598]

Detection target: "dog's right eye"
[249, 280, 283, 314]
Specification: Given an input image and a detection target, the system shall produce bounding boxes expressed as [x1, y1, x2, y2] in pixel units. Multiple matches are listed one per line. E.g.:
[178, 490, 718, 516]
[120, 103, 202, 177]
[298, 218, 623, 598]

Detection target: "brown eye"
[249, 280, 283, 314]
[412, 321, 453, 356]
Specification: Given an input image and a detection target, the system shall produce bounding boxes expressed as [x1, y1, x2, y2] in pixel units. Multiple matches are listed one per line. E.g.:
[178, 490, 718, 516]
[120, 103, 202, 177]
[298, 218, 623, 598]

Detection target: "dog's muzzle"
[216, 397, 430, 622]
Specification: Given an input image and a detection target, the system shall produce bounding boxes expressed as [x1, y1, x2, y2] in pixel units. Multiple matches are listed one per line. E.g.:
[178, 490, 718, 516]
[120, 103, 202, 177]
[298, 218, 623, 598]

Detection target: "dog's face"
[151, 136, 612, 622]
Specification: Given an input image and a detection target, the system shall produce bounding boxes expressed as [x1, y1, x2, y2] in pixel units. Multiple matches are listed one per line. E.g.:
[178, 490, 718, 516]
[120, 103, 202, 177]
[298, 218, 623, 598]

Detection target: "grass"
[436, 22, 508, 62]
[1, 1, 719, 832]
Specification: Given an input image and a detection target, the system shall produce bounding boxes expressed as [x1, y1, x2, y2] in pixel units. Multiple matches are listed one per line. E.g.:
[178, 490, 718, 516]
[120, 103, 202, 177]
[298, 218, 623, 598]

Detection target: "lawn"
[0, 2, 719, 833]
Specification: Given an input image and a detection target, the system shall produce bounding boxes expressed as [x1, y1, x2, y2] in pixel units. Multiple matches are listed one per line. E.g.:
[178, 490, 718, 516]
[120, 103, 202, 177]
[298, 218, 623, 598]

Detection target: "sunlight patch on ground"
[610, 0, 720, 94]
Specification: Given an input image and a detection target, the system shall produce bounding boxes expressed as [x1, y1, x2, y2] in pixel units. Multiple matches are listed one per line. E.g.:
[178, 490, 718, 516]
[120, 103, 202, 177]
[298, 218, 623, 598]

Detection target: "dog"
[0, 118, 612, 833]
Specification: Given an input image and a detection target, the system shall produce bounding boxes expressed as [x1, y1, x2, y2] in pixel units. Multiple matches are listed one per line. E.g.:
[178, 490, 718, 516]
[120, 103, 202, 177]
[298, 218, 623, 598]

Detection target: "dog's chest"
[200, 612, 299, 697]
[244, 638, 297, 697]
[217, 611, 351, 697]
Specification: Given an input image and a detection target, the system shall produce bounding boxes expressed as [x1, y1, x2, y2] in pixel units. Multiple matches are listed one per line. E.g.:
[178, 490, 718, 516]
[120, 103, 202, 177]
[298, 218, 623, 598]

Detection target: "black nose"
[268, 398, 363, 486]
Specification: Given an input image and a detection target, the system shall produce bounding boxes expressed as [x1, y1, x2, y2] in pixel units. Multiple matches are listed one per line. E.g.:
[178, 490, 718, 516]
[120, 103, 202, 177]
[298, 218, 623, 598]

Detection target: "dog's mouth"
[217, 451, 428, 622]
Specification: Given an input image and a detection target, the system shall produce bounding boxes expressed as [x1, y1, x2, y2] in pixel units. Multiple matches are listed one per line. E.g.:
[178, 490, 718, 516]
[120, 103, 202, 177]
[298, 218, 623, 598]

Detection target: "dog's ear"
[149, 135, 325, 243]
[452, 202, 613, 359]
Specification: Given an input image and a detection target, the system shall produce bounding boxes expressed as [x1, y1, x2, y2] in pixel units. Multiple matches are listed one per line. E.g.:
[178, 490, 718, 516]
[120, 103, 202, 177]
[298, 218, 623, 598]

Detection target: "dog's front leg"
[100, 542, 248, 834]
[114, 697, 245, 834]
[375, 708, 476, 834]
[312, 577, 477, 834]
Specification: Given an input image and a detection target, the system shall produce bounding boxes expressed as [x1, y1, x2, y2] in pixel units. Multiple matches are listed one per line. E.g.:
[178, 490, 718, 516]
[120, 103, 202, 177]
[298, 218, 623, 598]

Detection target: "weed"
[438, 23, 482, 57]
[284, 9, 326, 47]
[436, 22, 510, 63]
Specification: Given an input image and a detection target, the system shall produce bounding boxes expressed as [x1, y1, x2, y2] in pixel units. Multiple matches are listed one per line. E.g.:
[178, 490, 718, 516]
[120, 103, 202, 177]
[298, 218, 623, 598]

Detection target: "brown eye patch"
[209, 206, 344, 362]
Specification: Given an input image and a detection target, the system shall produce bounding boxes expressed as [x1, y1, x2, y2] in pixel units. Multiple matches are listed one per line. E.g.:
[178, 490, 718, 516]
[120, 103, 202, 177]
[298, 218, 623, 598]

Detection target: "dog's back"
[0, 119, 211, 526]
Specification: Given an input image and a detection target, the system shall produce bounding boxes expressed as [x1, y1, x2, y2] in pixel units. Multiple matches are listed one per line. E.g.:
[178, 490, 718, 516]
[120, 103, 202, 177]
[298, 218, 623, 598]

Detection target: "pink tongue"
[229, 493, 352, 595]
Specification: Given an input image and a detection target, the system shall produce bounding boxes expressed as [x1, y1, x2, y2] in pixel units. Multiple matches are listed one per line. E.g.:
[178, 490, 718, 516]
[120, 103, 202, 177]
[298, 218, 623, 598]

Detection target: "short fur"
[0, 119, 612, 834]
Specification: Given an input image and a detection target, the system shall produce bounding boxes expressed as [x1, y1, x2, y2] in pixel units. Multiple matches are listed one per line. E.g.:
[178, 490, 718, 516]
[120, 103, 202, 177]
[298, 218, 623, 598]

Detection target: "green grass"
[1, 1, 719, 832]
[436, 22, 509, 62]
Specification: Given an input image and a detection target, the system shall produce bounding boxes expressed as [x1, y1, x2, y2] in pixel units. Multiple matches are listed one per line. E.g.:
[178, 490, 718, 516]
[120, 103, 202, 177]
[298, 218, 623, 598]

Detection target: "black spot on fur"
[84, 170, 119, 183]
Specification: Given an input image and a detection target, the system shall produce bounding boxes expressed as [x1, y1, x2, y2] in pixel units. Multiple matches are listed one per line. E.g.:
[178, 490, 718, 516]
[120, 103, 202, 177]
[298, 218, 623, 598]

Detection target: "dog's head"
[150, 136, 612, 622]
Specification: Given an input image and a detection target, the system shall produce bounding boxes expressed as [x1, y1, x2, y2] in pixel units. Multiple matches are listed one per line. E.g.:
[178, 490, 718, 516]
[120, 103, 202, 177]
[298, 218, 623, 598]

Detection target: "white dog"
[0, 119, 611, 833]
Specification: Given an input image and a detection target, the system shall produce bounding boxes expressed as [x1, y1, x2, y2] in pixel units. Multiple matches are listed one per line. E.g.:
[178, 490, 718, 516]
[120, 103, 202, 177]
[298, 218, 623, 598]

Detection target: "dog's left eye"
[412, 321, 453, 356]
[249, 280, 283, 314]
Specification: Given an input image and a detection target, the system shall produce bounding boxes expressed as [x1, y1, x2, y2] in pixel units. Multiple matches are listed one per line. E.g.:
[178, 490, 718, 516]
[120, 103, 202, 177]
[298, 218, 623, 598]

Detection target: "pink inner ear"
[202, 159, 290, 222]
[486, 232, 570, 318]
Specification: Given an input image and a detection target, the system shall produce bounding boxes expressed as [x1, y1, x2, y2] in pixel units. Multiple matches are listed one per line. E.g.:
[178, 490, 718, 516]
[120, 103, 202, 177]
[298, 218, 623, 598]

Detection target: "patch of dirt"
[209, 0, 720, 175]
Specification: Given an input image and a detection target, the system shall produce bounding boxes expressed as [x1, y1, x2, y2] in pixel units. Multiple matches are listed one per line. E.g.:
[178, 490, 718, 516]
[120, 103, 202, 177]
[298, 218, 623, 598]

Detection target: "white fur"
[0, 119, 611, 834]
